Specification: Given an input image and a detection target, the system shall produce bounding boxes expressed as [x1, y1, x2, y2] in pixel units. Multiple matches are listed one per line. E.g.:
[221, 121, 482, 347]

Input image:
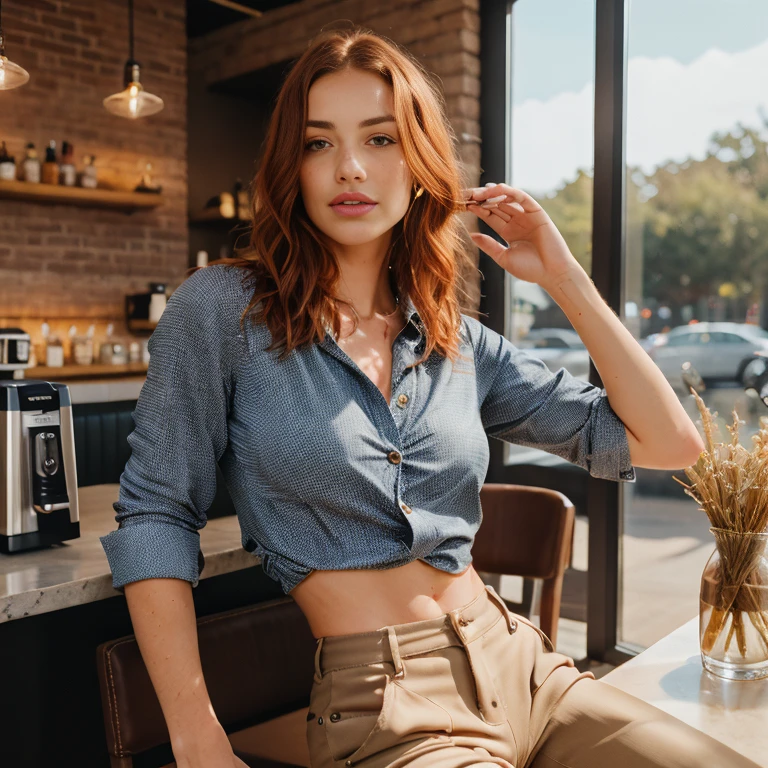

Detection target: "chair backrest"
[96, 596, 316, 767]
[473, 483, 575, 647]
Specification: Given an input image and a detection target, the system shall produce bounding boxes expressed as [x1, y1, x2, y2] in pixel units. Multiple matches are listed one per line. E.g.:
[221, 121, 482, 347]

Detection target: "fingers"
[463, 183, 539, 212]
[472, 203, 511, 223]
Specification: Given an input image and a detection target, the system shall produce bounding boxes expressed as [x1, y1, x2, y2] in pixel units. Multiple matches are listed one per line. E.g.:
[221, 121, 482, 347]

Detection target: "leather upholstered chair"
[473, 483, 576, 648]
[96, 596, 316, 768]
[96, 484, 574, 767]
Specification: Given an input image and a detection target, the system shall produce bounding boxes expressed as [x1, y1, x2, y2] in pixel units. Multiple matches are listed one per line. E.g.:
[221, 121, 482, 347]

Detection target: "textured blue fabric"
[100, 264, 635, 594]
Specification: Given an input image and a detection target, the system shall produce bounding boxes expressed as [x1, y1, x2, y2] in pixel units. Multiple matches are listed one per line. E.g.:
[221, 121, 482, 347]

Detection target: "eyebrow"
[305, 114, 396, 130]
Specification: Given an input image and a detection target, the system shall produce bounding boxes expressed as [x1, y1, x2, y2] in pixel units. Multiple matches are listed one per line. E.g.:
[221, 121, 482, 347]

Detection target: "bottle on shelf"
[59, 141, 76, 186]
[22, 143, 41, 183]
[44, 321, 64, 368]
[41, 140, 59, 185]
[0, 141, 17, 180]
[80, 154, 97, 188]
[196, 250, 209, 269]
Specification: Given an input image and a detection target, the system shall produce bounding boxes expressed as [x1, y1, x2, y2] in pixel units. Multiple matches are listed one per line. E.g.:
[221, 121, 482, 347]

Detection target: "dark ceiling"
[186, 0, 304, 39]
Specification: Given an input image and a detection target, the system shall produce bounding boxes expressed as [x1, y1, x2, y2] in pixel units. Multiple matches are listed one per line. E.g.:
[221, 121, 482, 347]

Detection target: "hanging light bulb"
[0, 0, 30, 90]
[103, 0, 163, 119]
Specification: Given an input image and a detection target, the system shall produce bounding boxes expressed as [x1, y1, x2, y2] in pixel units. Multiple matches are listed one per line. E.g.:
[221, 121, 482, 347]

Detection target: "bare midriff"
[290, 560, 487, 638]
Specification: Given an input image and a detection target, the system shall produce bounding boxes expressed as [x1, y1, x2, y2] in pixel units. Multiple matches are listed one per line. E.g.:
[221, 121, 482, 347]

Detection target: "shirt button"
[400, 502, 412, 514]
[387, 450, 402, 465]
[396, 393, 409, 408]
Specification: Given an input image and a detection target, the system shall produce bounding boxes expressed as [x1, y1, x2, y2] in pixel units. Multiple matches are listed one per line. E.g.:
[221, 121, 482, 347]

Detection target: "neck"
[334, 234, 398, 318]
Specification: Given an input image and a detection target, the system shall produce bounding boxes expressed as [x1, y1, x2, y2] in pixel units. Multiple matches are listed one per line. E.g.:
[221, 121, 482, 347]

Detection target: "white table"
[603, 617, 768, 767]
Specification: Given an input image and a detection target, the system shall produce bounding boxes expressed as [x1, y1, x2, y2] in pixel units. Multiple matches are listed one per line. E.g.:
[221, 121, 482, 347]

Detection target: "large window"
[620, 0, 768, 650]
[488, 0, 768, 660]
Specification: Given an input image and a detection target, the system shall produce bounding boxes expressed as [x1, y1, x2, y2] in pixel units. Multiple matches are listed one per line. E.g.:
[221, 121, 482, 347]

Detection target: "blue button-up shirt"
[100, 265, 635, 594]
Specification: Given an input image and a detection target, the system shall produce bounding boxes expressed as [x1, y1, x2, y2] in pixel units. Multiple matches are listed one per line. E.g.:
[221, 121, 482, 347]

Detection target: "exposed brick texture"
[1, 0, 482, 346]
[0, 0, 188, 336]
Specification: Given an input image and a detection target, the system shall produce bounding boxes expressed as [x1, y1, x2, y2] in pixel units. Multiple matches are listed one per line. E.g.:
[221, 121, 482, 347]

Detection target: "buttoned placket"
[319, 312, 425, 547]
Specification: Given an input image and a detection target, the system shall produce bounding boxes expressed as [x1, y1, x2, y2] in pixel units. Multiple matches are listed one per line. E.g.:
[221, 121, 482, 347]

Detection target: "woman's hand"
[464, 182, 583, 290]
[172, 719, 250, 768]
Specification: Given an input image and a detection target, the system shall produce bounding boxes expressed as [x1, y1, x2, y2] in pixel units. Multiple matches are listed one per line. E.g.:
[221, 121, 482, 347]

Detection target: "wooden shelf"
[29, 361, 149, 380]
[0, 179, 165, 211]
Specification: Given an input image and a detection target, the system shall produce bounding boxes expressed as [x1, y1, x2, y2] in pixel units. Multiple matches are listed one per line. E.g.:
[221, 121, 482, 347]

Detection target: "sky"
[510, 0, 768, 194]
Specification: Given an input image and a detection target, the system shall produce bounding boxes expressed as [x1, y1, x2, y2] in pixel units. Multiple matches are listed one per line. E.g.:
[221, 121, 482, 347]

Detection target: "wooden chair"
[474, 483, 575, 648]
[95, 484, 574, 767]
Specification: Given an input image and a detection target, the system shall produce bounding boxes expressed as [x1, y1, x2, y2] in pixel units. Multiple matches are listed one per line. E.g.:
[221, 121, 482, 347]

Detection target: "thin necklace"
[353, 295, 400, 322]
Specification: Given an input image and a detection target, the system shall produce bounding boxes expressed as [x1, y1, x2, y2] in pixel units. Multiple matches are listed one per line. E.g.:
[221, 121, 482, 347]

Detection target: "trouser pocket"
[316, 661, 394, 765]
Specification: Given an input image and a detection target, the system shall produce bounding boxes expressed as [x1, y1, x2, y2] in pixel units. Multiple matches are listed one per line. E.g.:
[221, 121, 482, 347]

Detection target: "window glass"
[620, 0, 768, 650]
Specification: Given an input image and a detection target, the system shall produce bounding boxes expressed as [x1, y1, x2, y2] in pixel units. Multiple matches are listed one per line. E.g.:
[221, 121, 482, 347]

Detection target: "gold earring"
[413, 185, 424, 199]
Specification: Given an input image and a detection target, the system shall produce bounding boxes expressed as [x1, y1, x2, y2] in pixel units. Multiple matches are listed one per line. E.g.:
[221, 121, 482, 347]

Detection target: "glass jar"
[700, 528, 768, 681]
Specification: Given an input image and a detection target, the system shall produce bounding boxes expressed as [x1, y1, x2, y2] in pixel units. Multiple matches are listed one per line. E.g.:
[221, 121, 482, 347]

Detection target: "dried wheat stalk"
[674, 389, 768, 659]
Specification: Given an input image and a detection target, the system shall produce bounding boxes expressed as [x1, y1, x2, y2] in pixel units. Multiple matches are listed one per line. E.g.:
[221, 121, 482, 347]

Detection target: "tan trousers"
[306, 584, 759, 768]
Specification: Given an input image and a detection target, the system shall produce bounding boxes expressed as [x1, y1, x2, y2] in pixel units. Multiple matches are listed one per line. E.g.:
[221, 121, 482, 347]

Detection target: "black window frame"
[478, 0, 633, 663]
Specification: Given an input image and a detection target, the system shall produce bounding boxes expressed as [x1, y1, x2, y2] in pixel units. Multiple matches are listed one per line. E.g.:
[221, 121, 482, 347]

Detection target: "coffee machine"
[0, 328, 80, 553]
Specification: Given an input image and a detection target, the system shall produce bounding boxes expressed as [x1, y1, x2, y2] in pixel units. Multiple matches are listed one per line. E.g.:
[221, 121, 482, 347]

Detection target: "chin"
[316, 218, 400, 247]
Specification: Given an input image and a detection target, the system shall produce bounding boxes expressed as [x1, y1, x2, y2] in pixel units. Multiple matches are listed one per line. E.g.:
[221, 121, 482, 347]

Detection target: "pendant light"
[103, 0, 163, 119]
[0, 0, 30, 90]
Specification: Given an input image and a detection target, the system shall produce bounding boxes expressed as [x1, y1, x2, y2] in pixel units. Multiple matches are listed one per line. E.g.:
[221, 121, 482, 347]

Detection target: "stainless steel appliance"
[0, 327, 31, 379]
[0, 338, 80, 552]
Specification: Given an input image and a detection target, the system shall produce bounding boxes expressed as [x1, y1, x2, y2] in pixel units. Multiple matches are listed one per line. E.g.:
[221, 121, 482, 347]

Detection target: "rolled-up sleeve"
[465, 317, 635, 482]
[100, 269, 239, 590]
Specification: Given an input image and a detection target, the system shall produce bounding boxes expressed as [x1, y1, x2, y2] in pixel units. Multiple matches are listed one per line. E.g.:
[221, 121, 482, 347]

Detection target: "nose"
[336, 148, 367, 183]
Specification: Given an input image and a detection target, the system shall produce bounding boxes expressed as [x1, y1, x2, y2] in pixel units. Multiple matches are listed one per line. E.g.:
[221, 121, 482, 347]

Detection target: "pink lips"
[329, 192, 377, 217]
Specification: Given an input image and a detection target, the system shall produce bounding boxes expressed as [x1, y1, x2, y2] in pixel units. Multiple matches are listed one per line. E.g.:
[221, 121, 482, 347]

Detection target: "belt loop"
[484, 584, 517, 634]
[387, 626, 405, 679]
[313, 637, 325, 683]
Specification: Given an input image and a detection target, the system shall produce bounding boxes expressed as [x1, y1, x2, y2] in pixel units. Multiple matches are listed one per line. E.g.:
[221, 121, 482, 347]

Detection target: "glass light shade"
[103, 80, 164, 119]
[0, 54, 29, 90]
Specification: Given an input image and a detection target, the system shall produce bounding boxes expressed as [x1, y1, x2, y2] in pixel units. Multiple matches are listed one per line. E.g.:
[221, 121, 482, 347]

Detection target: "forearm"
[542, 266, 704, 469]
[124, 578, 222, 750]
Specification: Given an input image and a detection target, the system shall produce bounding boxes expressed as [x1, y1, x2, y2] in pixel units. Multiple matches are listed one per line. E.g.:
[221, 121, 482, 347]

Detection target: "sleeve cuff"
[100, 520, 204, 592]
[586, 395, 636, 483]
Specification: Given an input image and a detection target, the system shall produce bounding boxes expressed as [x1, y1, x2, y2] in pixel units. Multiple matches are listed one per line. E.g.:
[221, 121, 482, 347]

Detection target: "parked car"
[647, 322, 768, 390]
[517, 328, 591, 380]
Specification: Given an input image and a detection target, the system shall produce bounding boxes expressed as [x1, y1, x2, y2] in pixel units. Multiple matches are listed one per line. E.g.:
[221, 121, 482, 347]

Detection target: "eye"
[305, 138, 329, 152]
[370, 135, 395, 147]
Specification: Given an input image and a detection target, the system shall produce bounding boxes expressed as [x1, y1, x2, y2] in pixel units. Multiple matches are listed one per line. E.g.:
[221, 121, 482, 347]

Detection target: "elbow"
[682, 430, 705, 467]
[628, 425, 704, 470]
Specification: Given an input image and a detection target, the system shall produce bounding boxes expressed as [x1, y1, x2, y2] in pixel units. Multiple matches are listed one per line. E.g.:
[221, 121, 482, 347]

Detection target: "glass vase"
[699, 528, 768, 681]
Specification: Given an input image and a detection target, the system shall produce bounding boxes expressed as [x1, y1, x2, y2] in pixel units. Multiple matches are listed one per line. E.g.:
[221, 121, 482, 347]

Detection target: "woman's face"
[299, 68, 413, 253]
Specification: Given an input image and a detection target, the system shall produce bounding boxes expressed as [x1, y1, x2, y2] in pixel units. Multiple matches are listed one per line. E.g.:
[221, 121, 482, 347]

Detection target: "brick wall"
[0, 0, 482, 352]
[0, 0, 187, 342]
[190, 0, 483, 310]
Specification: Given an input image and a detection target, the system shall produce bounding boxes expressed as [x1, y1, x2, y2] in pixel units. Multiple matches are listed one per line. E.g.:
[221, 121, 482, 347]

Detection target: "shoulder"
[151, 265, 257, 360]
[459, 313, 506, 359]
[170, 264, 253, 316]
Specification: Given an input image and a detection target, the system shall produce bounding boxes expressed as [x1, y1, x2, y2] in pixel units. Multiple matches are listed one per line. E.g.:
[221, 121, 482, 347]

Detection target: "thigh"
[527, 677, 762, 768]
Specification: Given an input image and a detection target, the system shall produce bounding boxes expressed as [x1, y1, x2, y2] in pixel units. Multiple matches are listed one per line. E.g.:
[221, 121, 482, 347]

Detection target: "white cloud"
[511, 39, 768, 195]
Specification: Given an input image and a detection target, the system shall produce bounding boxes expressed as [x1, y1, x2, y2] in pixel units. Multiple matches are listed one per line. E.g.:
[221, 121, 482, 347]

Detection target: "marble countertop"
[0, 484, 257, 624]
[67, 376, 144, 404]
[603, 617, 768, 766]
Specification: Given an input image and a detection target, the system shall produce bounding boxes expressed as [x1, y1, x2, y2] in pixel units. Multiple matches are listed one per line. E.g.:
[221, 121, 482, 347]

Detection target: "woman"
[100, 28, 754, 768]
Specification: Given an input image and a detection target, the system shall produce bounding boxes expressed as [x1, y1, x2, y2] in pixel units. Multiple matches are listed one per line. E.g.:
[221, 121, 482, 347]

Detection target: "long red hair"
[214, 26, 475, 361]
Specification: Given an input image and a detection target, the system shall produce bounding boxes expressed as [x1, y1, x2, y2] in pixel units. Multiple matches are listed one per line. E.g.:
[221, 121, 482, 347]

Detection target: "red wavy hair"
[213, 26, 476, 361]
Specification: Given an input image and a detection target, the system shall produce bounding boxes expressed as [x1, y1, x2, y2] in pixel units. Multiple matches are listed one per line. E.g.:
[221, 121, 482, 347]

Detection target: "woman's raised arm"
[467, 183, 703, 470]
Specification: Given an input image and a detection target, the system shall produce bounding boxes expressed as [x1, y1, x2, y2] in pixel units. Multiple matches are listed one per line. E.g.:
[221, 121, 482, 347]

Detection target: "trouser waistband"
[313, 584, 518, 681]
